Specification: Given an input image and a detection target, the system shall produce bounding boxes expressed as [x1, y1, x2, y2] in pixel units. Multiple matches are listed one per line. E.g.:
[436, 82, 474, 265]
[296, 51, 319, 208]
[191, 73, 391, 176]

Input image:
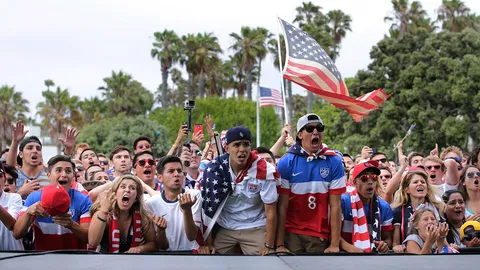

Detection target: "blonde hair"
[90, 174, 152, 232]
[409, 208, 438, 235]
[391, 170, 445, 213]
[440, 146, 463, 161]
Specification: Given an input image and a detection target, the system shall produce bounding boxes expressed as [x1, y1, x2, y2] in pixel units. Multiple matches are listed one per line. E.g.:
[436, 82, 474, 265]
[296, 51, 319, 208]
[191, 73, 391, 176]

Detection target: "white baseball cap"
[296, 113, 324, 132]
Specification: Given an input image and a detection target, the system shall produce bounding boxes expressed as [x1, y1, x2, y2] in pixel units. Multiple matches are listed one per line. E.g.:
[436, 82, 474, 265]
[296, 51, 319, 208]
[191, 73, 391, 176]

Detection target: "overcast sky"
[1, 0, 479, 119]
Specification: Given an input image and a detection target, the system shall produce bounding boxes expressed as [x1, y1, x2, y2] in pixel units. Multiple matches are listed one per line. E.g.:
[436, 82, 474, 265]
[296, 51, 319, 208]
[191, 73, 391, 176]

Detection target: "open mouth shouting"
[31, 155, 39, 163]
[474, 179, 479, 186]
[237, 154, 247, 163]
[121, 194, 131, 207]
[416, 186, 425, 194]
[311, 137, 320, 149]
[57, 179, 69, 187]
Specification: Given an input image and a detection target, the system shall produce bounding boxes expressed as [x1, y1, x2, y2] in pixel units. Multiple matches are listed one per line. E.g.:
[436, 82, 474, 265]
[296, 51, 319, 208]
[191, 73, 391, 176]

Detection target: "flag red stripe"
[287, 59, 339, 94]
[256, 158, 267, 180]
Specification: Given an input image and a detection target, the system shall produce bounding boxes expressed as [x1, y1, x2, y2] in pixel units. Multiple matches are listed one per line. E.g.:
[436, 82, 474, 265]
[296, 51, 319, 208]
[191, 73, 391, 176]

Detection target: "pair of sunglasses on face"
[374, 158, 388, 163]
[303, 124, 325, 133]
[137, 159, 156, 167]
[467, 172, 480, 178]
[359, 174, 379, 182]
[418, 165, 442, 171]
[100, 160, 108, 166]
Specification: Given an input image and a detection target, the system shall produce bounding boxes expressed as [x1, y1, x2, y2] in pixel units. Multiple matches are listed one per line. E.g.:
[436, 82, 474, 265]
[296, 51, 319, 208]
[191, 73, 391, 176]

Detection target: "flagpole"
[256, 84, 261, 147]
[276, 17, 289, 125]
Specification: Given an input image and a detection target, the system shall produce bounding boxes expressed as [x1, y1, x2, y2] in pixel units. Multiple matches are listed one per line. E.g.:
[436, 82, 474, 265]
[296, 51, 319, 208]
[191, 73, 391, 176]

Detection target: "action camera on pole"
[184, 100, 195, 143]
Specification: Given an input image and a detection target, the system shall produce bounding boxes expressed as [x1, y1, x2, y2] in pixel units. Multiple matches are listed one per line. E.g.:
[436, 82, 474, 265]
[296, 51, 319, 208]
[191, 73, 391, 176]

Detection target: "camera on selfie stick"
[183, 100, 195, 167]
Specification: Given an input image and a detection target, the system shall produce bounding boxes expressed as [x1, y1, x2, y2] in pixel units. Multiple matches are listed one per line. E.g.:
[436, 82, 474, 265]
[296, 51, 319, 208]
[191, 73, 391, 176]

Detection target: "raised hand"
[176, 124, 188, 143]
[59, 127, 80, 150]
[425, 225, 439, 245]
[11, 120, 29, 143]
[178, 193, 197, 212]
[361, 146, 372, 160]
[430, 143, 439, 157]
[192, 132, 204, 146]
[99, 189, 115, 213]
[281, 124, 291, 139]
[438, 222, 449, 238]
[204, 114, 214, 138]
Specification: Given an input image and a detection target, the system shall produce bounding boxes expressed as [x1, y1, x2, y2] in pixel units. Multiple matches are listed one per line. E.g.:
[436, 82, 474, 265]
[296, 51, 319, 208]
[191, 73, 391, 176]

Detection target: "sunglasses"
[360, 174, 379, 182]
[425, 165, 441, 171]
[194, 150, 203, 157]
[76, 166, 85, 172]
[467, 172, 480, 178]
[374, 158, 388, 163]
[463, 231, 480, 241]
[100, 160, 109, 166]
[137, 159, 156, 167]
[137, 144, 151, 149]
[6, 177, 16, 185]
[303, 124, 324, 133]
[380, 174, 392, 179]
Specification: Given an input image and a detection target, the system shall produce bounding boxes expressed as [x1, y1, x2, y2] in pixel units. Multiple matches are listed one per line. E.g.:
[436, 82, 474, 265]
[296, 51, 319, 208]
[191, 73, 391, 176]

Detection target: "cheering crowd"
[1, 113, 480, 255]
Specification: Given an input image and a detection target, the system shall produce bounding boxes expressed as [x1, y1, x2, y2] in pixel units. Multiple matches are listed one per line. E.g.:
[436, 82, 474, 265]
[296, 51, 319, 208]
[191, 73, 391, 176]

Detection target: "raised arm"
[384, 156, 408, 204]
[167, 124, 188, 156]
[7, 120, 28, 166]
[270, 124, 291, 156]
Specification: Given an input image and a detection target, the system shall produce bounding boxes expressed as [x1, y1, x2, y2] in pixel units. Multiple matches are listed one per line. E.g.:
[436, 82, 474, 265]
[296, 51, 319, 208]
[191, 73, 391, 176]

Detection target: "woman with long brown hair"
[391, 170, 445, 252]
[458, 165, 480, 218]
[88, 174, 157, 253]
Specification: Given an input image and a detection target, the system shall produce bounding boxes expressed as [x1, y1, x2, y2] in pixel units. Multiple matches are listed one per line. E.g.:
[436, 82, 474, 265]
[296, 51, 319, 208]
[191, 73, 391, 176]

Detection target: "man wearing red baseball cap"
[13, 155, 92, 250]
[339, 160, 394, 253]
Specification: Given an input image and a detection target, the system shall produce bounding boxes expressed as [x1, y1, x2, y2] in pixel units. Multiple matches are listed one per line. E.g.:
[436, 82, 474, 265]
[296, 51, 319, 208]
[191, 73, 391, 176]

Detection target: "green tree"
[77, 115, 170, 157]
[79, 96, 107, 123]
[0, 85, 30, 149]
[230, 27, 270, 100]
[37, 82, 83, 154]
[294, 1, 322, 27]
[437, 0, 479, 32]
[326, 10, 352, 62]
[194, 32, 223, 99]
[98, 70, 154, 116]
[149, 96, 282, 149]
[180, 34, 199, 99]
[151, 29, 182, 108]
[384, 0, 433, 38]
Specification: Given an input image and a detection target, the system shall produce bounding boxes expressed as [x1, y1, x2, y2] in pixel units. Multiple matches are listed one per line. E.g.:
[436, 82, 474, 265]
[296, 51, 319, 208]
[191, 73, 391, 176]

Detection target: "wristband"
[265, 243, 275, 249]
[97, 215, 107, 222]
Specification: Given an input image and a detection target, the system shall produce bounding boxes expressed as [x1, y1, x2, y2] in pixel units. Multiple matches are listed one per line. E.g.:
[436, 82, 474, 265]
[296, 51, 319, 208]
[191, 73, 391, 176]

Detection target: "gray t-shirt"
[403, 234, 437, 252]
[16, 170, 49, 191]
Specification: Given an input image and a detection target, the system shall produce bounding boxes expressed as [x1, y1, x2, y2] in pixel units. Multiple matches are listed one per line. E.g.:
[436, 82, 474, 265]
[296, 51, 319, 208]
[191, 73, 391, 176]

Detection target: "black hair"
[132, 151, 154, 167]
[442, 190, 467, 244]
[2, 164, 18, 180]
[370, 152, 388, 161]
[109, 146, 131, 161]
[79, 148, 97, 161]
[133, 136, 152, 149]
[343, 153, 353, 160]
[255, 146, 275, 162]
[85, 164, 104, 180]
[47, 155, 75, 172]
[175, 143, 191, 157]
[157, 155, 182, 175]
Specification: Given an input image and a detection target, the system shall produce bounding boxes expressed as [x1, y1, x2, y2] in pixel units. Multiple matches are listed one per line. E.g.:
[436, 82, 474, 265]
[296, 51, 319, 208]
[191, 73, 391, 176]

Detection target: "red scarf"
[349, 189, 377, 252]
[109, 210, 143, 253]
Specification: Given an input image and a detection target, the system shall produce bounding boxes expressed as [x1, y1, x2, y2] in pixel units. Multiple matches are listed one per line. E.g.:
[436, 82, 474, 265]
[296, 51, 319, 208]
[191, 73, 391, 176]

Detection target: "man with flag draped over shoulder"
[199, 126, 279, 255]
[276, 113, 346, 253]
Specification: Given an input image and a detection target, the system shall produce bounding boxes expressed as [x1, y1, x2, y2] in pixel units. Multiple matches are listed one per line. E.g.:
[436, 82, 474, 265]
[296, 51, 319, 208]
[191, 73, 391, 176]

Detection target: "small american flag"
[278, 18, 389, 122]
[259, 87, 284, 108]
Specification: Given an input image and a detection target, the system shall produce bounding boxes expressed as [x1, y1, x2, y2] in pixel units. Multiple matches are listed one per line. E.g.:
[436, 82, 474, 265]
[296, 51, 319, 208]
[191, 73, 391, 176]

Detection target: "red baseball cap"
[41, 184, 71, 216]
[351, 160, 381, 180]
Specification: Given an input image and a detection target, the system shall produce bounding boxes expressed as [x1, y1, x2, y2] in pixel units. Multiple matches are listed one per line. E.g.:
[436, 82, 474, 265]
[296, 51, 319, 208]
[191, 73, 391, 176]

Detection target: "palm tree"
[180, 34, 199, 99]
[0, 85, 30, 149]
[151, 30, 181, 109]
[384, 0, 430, 37]
[294, 1, 322, 27]
[98, 70, 154, 116]
[437, 0, 475, 32]
[37, 84, 83, 154]
[79, 96, 107, 123]
[230, 27, 269, 100]
[326, 10, 352, 62]
[194, 32, 223, 99]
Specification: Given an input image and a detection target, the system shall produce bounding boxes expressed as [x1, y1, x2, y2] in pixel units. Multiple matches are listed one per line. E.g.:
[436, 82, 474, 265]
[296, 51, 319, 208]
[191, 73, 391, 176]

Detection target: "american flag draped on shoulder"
[200, 151, 279, 241]
[278, 18, 389, 122]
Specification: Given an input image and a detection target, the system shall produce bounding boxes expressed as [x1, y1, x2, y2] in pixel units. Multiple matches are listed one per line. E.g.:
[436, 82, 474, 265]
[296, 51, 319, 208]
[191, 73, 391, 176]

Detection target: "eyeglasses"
[425, 165, 441, 171]
[463, 231, 480, 241]
[137, 159, 156, 167]
[380, 175, 392, 179]
[467, 172, 480, 178]
[304, 124, 324, 133]
[447, 199, 465, 206]
[374, 158, 388, 163]
[360, 174, 379, 182]
[100, 160, 109, 166]
[194, 150, 203, 157]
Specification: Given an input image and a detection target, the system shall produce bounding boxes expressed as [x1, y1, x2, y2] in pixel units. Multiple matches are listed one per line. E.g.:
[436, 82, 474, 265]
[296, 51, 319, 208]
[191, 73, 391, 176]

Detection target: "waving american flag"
[278, 18, 389, 122]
